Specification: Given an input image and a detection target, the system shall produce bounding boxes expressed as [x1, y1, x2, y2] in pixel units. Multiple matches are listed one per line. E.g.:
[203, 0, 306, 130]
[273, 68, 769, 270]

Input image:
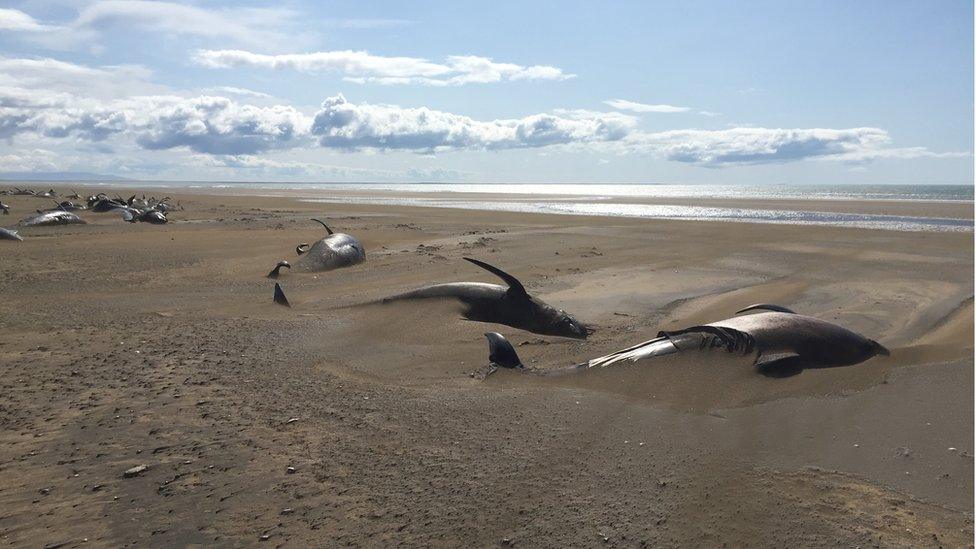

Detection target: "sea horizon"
[13, 180, 970, 232]
[15, 180, 974, 201]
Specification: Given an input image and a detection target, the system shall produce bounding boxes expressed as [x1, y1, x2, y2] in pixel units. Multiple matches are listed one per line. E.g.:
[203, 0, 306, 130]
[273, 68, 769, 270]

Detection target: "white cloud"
[0, 52, 960, 169]
[626, 127, 895, 166]
[827, 146, 971, 164]
[310, 94, 633, 151]
[603, 98, 721, 117]
[201, 86, 272, 99]
[320, 18, 413, 29]
[3, 86, 960, 166]
[3, 85, 960, 166]
[133, 96, 309, 154]
[0, 88, 308, 154]
[4, 1, 305, 51]
[73, 1, 296, 46]
[0, 8, 57, 31]
[0, 149, 60, 172]
[194, 49, 574, 86]
[604, 99, 690, 113]
[0, 56, 164, 99]
[195, 49, 448, 77]
[0, 86, 72, 109]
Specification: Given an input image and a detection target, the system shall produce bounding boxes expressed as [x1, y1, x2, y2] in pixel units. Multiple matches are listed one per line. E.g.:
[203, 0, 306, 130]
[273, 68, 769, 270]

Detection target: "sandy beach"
[0, 186, 972, 547]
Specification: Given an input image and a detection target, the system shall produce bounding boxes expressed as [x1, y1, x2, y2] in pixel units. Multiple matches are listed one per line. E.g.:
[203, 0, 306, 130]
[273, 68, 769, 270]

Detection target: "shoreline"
[12, 182, 972, 232]
[7, 180, 972, 202]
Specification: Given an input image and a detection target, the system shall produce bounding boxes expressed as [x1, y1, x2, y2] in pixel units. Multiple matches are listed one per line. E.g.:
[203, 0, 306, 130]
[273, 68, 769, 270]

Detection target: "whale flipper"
[735, 303, 796, 315]
[463, 257, 528, 299]
[273, 283, 290, 307]
[755, 352, 805, 377]
[484, 332, 523, 369]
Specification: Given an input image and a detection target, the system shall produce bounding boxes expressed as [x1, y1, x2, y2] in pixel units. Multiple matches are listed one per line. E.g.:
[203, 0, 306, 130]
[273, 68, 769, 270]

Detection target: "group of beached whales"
[269, 218, 890, 378]
[0, 187, 180, 241]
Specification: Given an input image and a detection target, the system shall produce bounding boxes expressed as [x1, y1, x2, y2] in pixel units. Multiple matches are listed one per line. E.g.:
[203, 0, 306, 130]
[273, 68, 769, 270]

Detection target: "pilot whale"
[19, 210, 85, 227]
[381, 257, 592, 339]
[294, 219, 365, 272]
[483, 304, 888, 376]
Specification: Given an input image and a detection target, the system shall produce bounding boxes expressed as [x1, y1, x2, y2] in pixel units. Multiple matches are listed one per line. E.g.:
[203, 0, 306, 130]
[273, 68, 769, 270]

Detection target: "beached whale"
[19, 210, 85, 227]
[0, 227, 23, 241]
[52, 200, 86, 211]
[381, 257, 592, 339]
[118, 207, 168, 224]
[294, 219, 365, 272]
[483, 304, 888, 376]
[89, 197, 126, 212]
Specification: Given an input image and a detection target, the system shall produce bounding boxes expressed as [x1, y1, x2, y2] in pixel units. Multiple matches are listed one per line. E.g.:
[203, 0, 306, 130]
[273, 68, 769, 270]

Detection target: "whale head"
[867, 339, 890, 357]
[526, 300, 593, 339]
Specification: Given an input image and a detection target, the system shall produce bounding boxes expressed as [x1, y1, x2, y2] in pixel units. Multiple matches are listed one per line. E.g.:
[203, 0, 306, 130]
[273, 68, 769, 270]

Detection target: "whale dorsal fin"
[484, 332, 524, 369]
[735, 303, 796, 315]
[273, 283, 290, 307]
[311, 218, 334, 235]
[463, 257, 529, 299]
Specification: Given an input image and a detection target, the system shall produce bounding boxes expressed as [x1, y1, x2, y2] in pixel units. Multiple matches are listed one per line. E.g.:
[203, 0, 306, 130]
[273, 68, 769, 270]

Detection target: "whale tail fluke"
[484, 333, 523, 369]
[273, 283, 290, 307]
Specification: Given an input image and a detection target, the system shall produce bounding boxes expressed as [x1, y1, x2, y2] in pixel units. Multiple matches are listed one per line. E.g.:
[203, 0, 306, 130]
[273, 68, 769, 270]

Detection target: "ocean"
[78, 182, 975, 232]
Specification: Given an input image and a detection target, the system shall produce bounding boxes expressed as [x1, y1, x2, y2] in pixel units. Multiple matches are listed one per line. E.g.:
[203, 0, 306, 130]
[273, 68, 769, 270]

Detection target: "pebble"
[123, 465, 148, 478]
[286, 466, 296, 475]
[280, 508, 294, 515]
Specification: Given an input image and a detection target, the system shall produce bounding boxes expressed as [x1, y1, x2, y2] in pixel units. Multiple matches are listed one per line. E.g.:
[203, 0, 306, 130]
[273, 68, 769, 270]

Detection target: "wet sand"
[0, 187, 972, 547]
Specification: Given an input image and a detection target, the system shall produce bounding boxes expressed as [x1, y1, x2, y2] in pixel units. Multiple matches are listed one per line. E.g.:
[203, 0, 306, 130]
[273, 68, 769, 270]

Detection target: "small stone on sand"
[123, 465, 148, 478]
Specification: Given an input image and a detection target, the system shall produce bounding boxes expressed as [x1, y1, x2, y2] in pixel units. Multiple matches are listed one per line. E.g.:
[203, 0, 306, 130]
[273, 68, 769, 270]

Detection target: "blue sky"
[0, 0, 971, 184]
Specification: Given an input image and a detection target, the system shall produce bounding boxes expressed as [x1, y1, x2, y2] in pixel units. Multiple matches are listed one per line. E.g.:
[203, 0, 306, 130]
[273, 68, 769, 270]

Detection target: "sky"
[0, 0, 972, 184]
